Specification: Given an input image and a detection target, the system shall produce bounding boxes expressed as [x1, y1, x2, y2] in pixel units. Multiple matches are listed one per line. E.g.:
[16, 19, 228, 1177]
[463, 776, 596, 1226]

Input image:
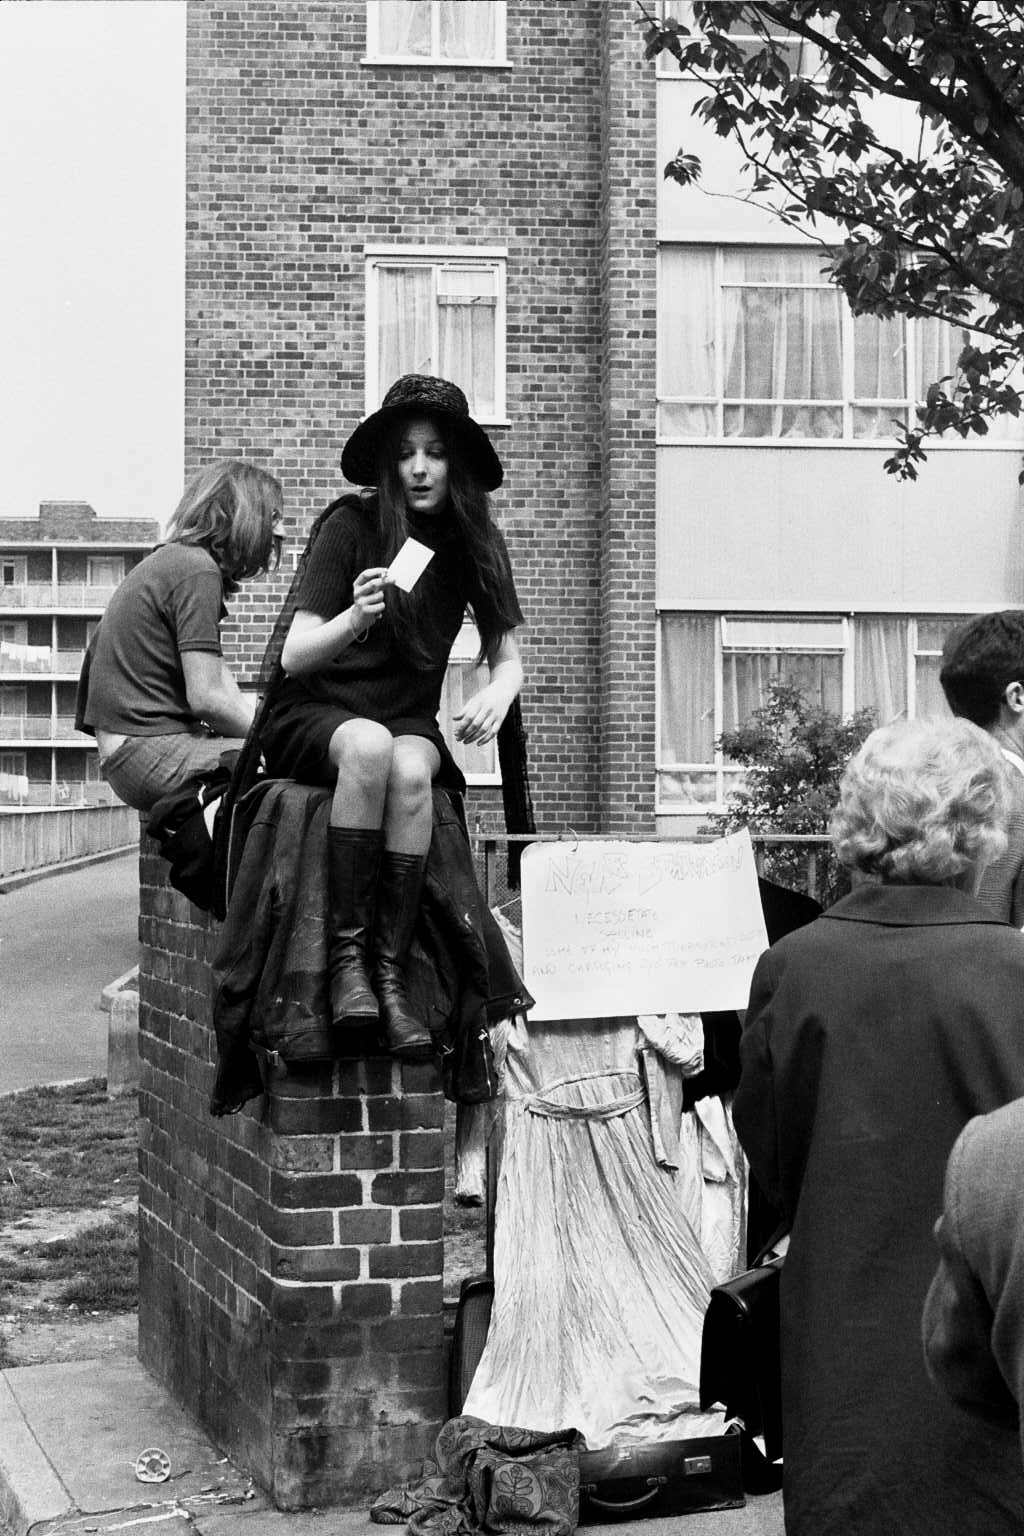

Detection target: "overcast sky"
[0, 1, 185, 529]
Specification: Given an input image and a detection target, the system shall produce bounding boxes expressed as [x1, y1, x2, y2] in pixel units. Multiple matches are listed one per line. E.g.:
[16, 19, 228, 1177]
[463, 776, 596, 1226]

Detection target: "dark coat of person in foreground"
[734, 880, 1024, 1535]
[923, 1095, 1024, 1464]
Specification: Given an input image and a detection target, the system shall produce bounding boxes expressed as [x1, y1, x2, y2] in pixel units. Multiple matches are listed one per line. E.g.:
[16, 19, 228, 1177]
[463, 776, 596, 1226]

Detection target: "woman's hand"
[352, 567, 387, 635]
[454, 681, 514, 746]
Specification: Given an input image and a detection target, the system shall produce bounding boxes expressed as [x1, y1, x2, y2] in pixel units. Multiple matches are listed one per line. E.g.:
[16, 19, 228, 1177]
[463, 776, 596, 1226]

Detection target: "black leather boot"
[373, 850, 433, 1061]
[327, 826, 384, 1026]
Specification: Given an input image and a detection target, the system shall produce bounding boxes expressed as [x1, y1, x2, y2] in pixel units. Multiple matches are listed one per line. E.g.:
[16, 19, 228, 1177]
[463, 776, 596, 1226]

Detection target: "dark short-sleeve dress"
[261, 497, 507, 794]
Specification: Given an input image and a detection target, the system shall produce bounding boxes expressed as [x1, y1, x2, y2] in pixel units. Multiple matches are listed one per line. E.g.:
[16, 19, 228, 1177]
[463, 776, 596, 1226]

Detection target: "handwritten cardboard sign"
[520, 831, 768, 1020]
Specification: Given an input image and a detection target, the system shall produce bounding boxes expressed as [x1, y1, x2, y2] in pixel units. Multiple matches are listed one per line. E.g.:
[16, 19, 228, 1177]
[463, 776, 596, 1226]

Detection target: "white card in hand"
[385, 537, 434, 592]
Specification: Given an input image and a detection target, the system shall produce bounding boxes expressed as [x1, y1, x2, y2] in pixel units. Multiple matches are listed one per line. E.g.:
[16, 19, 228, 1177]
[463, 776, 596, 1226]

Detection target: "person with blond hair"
[77, 459, 284, 812]
[733, 717, 1024, 1535]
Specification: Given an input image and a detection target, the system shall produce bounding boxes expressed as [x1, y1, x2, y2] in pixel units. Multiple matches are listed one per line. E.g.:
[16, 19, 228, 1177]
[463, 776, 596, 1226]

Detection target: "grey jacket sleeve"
[922, 1117, 1019, 1426]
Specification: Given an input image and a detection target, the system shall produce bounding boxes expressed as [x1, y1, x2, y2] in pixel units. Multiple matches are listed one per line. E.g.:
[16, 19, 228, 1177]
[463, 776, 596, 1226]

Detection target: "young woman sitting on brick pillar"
[76, 460, 284, 813]
[258, 375, 525, 1063]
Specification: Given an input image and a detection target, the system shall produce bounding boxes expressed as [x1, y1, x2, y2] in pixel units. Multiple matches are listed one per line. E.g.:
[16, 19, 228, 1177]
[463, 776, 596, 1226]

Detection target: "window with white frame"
[438, 617, 499, 785]
[1, 557, 26, 586]
[657, 611, 969, 811]
[87, 556, 124, 586]
[656, 1, 814, 75]
[366, 251, 506, 421]
[366, 2, 507, 65]
[657, 245, 1024, 443]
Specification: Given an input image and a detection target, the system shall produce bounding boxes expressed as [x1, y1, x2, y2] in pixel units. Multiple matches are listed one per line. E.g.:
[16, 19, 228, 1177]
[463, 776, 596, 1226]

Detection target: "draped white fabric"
[462, 1015, 726, 1449]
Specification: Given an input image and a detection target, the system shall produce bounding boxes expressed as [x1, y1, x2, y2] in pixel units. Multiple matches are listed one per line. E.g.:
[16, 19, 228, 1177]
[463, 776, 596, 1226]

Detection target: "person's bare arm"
[181, 651, 255, 737]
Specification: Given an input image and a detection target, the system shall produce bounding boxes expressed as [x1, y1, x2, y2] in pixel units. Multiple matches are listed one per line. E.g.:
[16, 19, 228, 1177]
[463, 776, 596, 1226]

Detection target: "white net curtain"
[376, 1, 497, 58]
[376, 264, 497, 419]
[659, 244, 1023, 441]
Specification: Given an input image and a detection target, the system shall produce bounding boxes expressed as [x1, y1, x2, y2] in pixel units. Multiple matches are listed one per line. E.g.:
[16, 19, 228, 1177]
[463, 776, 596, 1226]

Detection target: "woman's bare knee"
[328, 719, 393, 787]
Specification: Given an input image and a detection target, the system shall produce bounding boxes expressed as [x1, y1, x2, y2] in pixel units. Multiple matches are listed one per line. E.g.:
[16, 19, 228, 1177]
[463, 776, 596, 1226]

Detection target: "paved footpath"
[0, 851, 139, 1095]
[0, 1348, 784, 1536]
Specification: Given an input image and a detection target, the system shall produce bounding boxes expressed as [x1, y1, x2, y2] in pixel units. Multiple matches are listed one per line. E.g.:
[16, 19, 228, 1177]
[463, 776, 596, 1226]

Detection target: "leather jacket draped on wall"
[208, 779, 532, 1116]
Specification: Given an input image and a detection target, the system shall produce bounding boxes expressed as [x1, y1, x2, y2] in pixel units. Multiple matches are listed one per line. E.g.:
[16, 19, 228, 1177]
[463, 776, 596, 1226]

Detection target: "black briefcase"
[578, 1430, 744, 1521]
[700, 1256, 784, 1487]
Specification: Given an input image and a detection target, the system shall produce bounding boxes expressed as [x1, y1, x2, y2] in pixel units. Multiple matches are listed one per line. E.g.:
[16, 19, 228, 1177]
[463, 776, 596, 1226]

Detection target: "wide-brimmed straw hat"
[340, 374, 504, 491]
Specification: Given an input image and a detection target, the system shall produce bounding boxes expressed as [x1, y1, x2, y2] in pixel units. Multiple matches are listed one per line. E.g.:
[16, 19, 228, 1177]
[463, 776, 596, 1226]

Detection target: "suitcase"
[699, 1256, 784, 1492]
[578, 1431, 744, 1522]
[449, 1275, 746, 1519]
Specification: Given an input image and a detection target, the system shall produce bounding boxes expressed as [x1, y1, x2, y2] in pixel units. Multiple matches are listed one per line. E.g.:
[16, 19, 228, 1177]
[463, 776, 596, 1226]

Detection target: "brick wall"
[597, 6, 658, 834]
[137, 834, 447, 1507]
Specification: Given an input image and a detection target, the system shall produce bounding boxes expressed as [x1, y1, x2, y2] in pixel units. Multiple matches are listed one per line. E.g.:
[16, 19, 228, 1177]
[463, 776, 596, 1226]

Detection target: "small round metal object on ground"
[134, 1447, 172, 1483]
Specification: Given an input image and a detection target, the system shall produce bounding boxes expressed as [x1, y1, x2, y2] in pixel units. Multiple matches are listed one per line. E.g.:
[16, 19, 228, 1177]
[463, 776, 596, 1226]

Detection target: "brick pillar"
[136, 834, 447, 1508]
[596, 2, 659, 834]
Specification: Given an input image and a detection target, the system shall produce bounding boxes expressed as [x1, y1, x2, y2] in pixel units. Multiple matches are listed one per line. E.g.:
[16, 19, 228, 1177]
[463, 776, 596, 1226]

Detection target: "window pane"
[659, 613, 715, 762]
[854, 617, 907, 723]
[658, 401, 716, 436]
[439, 1, 497, 58]
[854, 313, 905, 400]
[439, 660, 496, 777]
[723, 651, 842, 732]
[915, 656, 954, 720]
[377, 1, 431, 55]
[658, 769, 719, 806]
[438, 270, 497, 417]
[917, 616, 965, 653]
[659, 247, 716, 402]
[378, 266, 434, 392]
[721, 249, 842, 438]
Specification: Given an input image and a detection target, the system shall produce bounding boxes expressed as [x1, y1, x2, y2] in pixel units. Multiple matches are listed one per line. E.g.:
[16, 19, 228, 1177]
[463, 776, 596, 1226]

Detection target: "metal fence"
[470, 830, 836, 916]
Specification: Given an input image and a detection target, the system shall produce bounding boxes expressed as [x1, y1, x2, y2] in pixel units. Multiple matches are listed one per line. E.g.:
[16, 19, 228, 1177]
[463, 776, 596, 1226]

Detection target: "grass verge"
[0, 1078, 138, 1223]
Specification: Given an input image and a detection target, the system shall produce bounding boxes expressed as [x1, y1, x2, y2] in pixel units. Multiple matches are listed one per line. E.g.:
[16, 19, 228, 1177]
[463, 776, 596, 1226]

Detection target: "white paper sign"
[385, 537, 434, 592]
[520, 831, 768, 1021]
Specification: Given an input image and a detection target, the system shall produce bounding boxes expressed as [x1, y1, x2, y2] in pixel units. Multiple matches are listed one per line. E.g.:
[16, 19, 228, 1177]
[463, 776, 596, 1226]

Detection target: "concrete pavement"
[0, 1347, 785, 1536]
[0, 851, 139, 1095]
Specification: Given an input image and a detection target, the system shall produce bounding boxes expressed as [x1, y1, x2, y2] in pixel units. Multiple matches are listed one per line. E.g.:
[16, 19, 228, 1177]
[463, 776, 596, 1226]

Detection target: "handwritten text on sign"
[520, 832, 768, 1021]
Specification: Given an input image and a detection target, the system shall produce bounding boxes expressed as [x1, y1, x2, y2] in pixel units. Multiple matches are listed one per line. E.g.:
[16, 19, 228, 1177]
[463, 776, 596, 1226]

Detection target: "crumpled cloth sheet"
[675, 1094, 747, 1285]
[462, 1014, 726, 1449]
[370, 1415, 580, 1536]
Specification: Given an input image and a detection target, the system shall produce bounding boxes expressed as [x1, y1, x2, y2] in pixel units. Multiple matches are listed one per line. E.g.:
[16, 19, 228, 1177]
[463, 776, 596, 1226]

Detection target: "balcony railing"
[0, 648, 86, 675]
[0, 716, 90, 741]
[0, 583, 118, 609]
[0, 780, 120, 809]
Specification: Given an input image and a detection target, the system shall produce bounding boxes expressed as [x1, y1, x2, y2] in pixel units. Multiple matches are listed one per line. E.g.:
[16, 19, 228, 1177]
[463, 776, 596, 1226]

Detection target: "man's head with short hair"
[940, 610, 1024, 730]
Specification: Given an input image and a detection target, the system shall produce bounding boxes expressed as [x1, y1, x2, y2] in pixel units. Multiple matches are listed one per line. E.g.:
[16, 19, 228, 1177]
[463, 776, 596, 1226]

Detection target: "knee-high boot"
[327, 826, 384, 1026]
[373, 850, 433, 1061]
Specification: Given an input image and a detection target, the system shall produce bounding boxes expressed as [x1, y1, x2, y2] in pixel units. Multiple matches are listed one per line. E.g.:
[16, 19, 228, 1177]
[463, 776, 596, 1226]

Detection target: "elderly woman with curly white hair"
[734, 717, 1024, 1536]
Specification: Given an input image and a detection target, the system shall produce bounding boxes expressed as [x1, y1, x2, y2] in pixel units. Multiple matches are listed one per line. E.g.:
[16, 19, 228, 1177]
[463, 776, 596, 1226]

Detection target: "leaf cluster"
[640, 1, 1024, 479]
[703, 679, 875, 900]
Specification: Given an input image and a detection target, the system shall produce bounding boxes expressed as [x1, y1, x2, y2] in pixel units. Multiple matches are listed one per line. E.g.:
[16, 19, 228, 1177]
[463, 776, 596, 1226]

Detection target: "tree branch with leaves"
[640, 0, 1024, 479]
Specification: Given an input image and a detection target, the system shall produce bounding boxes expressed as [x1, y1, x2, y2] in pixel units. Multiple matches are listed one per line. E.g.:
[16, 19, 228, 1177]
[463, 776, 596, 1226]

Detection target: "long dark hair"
[373, 413, 520, 668]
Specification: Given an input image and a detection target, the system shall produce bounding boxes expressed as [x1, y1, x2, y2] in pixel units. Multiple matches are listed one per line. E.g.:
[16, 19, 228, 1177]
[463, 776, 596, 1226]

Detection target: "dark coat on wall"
[734, 882, 1024, 1536]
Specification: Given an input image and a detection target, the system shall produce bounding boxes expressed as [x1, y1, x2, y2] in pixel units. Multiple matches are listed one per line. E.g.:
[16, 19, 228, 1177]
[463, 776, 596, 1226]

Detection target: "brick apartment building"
[0, 501, 158, 809]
